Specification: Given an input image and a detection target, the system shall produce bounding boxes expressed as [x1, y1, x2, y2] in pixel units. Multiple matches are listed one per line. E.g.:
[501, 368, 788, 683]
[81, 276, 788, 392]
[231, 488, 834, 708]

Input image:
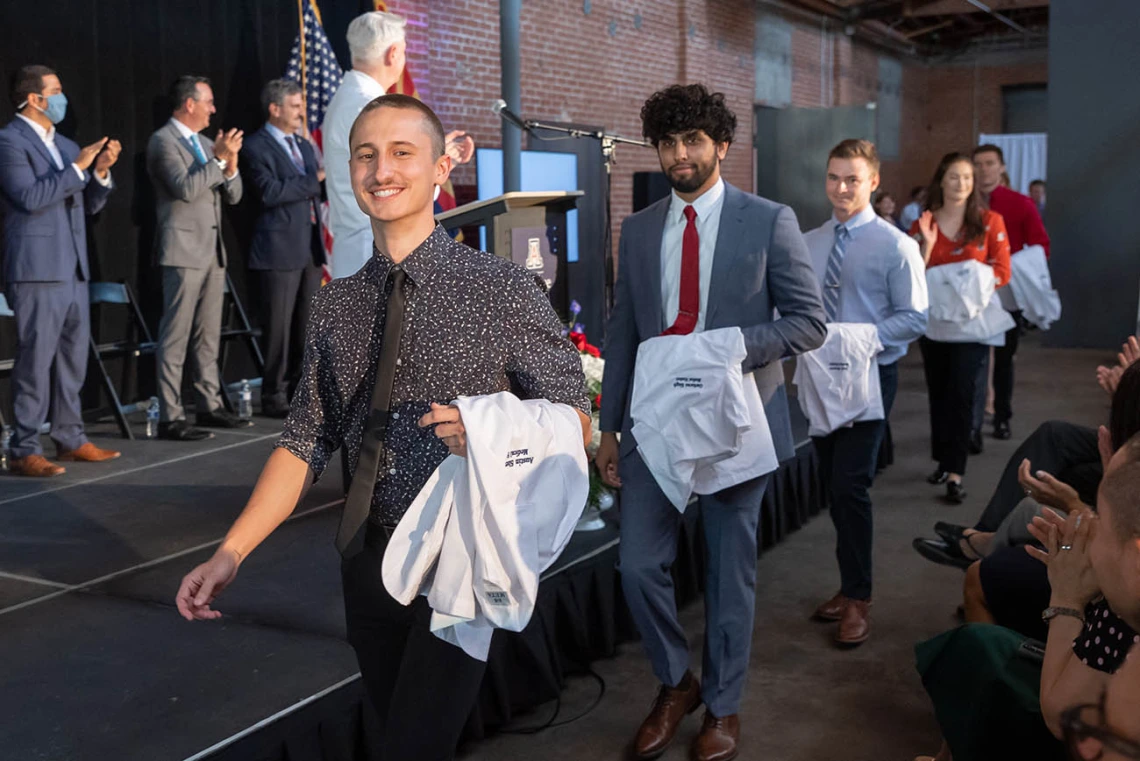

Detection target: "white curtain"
[978, 133, 1048, 195]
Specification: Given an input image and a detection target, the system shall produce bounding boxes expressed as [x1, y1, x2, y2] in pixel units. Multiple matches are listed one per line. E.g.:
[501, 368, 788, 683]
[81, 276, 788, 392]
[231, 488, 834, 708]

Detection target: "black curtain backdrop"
[0, 0, 372, 419]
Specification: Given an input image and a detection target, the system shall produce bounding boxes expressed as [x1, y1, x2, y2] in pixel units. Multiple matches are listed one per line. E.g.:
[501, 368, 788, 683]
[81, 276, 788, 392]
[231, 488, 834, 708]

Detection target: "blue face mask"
[34, 93, 68, 124]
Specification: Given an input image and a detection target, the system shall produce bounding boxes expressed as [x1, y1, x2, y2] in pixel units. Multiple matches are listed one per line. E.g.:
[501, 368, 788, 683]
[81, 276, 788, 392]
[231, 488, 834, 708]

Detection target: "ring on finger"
[1060, 544, 1073, 551]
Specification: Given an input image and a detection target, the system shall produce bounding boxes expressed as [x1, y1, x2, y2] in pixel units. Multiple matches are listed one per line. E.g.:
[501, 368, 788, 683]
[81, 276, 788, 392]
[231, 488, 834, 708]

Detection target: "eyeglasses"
[1062, 702, 1140, 760]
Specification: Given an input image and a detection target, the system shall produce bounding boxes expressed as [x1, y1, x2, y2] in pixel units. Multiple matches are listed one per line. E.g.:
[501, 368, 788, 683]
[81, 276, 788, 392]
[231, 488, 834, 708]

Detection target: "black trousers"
[973, 420, 1101, 532]
[342, 525, 487, 760]
[993, 311, 1023, 425]
[254, 264, 322, 406]
[920, 338, 989, 476]
[813, 362, 899, 601]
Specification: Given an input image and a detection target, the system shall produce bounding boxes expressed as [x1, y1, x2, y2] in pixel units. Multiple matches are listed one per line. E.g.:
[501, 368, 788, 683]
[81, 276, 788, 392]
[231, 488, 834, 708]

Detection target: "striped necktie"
[823, 224, 849, 322]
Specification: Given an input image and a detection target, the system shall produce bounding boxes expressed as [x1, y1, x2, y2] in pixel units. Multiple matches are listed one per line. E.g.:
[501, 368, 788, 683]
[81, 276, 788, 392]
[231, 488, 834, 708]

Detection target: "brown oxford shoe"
[691, 710, 740, 761]
[57, 442, 121, 462]
[631, 670, 702, 759]
[836, 598, 871, 646]
[812, 592, 851, 622]
[10, 454, 66, 477]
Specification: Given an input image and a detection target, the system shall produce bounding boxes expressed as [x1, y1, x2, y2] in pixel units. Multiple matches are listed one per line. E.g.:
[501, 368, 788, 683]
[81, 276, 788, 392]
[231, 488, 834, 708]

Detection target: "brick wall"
[376, 2, 1045, 257]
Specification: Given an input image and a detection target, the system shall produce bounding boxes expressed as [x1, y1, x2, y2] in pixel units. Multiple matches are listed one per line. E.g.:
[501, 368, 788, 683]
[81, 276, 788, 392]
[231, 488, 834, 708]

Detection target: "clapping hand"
[1095, 335, 1139, 396]
[916, 210, 938, 259]
[213, 128, 244, 165]
[1018, 459, 1083, 513]
[444, 130, 475, 165]
[1026, 507, 1100, 609]
[93, 139, 121, 177]
[75, 137, 109, 171]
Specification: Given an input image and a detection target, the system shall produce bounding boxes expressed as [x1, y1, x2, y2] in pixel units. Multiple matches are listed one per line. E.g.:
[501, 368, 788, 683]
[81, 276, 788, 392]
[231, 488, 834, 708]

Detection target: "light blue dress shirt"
[265, 122, 306, 171]
[803, 204, 929, 365]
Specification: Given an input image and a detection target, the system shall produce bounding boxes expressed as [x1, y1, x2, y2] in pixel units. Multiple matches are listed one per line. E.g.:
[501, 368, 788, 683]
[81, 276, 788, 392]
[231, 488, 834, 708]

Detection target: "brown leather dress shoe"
[57, 442, 121, 462]
[692, 711, 740, 761]
[632, 671, 702, 759]
[10, 454, 66, 477]
[812, 592, 850, 622]
[836, 599, 871, 646]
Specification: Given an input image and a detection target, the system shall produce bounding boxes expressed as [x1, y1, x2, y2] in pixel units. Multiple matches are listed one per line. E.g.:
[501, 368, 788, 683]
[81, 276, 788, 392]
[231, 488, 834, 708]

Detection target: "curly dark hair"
[640, 84, 737, 146]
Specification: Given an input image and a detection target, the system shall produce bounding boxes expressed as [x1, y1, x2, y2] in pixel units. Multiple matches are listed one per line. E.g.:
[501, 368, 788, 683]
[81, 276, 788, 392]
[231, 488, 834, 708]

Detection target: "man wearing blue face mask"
[0, 64, 122, 477]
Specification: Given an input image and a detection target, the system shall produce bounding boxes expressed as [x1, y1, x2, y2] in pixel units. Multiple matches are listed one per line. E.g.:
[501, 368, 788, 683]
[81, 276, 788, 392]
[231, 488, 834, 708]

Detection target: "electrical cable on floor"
[500, 666, 607, 735]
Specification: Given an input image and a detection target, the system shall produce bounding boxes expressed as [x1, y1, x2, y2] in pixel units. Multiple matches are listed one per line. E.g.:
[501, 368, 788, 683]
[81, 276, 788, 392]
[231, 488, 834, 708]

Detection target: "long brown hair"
[924, 152, 987, 245]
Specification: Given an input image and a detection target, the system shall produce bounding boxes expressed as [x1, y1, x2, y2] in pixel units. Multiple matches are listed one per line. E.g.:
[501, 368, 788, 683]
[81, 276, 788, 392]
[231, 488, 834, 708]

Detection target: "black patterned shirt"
[277, 225, 589, 525]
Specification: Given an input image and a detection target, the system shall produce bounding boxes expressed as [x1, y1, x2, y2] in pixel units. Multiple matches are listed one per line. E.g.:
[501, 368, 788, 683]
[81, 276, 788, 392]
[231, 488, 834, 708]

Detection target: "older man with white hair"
[324, 10, 474, 279]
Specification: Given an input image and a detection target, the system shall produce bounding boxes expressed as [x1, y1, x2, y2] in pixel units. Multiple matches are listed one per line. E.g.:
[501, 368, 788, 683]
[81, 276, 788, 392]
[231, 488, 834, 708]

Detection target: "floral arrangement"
[565, 301, 615, 526]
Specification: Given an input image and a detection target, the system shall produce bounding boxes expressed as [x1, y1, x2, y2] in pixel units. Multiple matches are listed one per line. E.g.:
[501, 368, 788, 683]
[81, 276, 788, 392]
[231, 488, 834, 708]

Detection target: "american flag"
[285, 0, 342, 280]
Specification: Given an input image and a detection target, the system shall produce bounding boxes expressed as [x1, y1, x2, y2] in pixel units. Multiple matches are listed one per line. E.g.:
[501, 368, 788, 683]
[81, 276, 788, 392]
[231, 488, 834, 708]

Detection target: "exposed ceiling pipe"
[962, 0, 1038, 36]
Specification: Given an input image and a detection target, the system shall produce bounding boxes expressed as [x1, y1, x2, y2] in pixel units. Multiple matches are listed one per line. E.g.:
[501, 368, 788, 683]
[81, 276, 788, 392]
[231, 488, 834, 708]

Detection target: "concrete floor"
[458, 335, 1114, 761]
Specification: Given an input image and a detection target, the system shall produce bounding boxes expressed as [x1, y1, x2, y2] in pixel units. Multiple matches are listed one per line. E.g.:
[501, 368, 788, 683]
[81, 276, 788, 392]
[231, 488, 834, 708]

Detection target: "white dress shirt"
[323, 70, 387, 279]
[17, 114, 110, 187]
[660, 177, 725, 332]
[802, 205, 928, 365]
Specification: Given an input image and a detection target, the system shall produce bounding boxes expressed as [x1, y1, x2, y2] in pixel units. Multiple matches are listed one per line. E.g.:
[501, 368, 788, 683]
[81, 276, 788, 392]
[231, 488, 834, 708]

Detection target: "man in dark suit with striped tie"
[241, 79, 326, 418]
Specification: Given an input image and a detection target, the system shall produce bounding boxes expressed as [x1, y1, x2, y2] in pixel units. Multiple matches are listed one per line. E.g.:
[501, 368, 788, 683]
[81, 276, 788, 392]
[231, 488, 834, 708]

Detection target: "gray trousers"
[6, 280, 90, 457]
[618, 448, 769, 717]
[156, 263, 225, 422]
[988, 497, 1060, 552]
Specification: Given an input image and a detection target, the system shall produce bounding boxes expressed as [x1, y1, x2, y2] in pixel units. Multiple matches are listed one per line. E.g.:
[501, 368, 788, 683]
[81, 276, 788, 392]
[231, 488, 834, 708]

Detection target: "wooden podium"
[436, 190, 582, 318]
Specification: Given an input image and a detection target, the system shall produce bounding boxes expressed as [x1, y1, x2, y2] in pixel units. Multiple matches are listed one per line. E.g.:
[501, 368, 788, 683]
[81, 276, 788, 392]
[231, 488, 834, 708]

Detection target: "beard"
[665, 157, 717, 194]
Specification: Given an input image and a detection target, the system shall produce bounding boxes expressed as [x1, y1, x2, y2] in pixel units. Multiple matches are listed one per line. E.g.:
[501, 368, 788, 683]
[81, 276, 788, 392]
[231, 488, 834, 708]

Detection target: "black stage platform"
[0, 417, 824, 761]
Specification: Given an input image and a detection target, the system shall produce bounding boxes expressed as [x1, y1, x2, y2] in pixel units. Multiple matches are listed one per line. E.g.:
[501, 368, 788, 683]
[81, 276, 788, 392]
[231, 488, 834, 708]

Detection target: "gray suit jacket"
[600, 182, 826, 462]
[146, 121, 243, 268]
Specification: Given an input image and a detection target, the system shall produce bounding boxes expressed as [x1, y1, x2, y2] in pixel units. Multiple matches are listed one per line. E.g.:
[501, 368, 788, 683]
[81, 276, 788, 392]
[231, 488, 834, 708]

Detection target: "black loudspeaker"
[633, 171, 671, 212]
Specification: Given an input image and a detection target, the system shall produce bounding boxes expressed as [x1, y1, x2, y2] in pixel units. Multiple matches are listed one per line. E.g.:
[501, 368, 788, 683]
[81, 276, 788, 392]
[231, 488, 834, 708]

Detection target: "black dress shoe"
[968, 429, 984, 455]
[158, 420, 215, 442]
[994, 420, 1012, 440]
[196, 409, 254, 428]
[927, 469, 949, 485]
[945, 480, 967, 504]
[912, 537, 974, 570]
[934, 521, 969, 546]
[260, 403, 290, 419]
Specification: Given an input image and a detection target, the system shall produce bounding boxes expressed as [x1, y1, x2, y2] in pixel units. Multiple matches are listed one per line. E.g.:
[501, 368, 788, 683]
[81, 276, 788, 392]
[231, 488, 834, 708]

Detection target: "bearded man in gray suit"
[147, 75, 247, 441]
[597, 85, 825, 761]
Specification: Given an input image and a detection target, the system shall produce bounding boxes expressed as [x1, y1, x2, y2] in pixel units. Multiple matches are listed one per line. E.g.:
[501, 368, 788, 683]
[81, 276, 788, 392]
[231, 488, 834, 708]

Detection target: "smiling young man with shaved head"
[175, 93, 590, 760]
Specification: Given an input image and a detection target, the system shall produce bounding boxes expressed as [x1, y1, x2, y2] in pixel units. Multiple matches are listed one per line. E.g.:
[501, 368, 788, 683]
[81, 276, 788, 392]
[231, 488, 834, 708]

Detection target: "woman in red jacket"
[912, 152, 1012, 504]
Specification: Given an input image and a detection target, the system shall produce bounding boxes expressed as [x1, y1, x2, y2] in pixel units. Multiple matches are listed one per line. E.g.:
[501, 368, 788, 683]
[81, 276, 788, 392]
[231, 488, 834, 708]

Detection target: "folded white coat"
[1007, 244, 1061, 330]
[381, 392, 590, 661]
[793, 322, 884, 438]
[925, 259, 1015, 344]
[629, 327, 779, 511]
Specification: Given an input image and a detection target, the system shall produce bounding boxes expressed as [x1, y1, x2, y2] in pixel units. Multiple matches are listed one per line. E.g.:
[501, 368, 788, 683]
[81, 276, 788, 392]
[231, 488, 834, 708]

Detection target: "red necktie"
[663, 205, 700, 335]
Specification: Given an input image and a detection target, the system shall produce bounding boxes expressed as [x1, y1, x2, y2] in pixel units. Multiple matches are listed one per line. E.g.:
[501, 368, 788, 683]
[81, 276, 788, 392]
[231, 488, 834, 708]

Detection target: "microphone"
[492, 99, 529, 131]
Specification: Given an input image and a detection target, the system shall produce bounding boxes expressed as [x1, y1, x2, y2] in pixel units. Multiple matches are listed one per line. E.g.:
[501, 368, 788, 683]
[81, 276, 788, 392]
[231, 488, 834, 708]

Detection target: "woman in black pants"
[911, 153, 1012, 504]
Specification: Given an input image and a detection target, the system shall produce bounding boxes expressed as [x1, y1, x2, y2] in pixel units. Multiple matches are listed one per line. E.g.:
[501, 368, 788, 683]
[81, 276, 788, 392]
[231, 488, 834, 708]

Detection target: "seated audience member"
[1060, 647, 1140, 761]
[960, 363, 1140, 642]
[913, 434, 1140, 761]
[914, 335, 1140, 566]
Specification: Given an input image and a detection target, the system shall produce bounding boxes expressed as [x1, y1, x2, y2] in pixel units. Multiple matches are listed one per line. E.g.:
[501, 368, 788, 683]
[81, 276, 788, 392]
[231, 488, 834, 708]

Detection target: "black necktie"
[336, 268, 407, 557]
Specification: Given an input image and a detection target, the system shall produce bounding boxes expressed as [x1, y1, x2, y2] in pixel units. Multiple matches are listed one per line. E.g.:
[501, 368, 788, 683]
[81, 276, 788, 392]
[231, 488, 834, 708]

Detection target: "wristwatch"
[1042, 606, 1084, 624]
[214, 157, 228, 171]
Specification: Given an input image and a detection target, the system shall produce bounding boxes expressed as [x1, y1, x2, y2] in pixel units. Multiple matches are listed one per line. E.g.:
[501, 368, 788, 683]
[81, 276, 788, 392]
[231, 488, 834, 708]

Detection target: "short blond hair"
[828, 139, 881, 174]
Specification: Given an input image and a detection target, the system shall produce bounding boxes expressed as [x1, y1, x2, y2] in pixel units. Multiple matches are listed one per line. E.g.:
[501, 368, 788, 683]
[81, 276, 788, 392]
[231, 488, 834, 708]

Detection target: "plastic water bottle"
[238, 380, 253, 421]
[145, 397, 160, 439]
[0, 425, 11, 471]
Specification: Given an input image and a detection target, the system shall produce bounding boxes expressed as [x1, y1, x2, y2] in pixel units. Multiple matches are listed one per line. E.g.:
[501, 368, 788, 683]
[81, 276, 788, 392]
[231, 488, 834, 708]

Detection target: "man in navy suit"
[0, 65, 122, 477]
[241, 79, 326, 418]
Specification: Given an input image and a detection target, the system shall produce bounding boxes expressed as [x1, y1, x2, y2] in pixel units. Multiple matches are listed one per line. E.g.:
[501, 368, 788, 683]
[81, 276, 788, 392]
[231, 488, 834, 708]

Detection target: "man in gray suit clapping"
[147, 76, 247, 441]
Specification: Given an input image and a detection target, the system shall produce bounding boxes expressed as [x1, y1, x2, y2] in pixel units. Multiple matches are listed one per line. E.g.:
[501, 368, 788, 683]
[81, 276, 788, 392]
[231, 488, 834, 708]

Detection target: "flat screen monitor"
[474, 148, 579, 262]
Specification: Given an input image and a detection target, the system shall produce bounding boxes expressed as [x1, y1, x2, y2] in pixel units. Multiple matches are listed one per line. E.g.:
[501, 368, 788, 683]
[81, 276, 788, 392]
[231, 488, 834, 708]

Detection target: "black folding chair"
[87, 281, 158, 439]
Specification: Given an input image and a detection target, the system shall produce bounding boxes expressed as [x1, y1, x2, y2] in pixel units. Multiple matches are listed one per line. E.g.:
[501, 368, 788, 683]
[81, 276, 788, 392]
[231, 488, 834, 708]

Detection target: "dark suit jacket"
[600, 182, 826, 462]
[242, 126, 325, 271]
[0, 117, 112, 283]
